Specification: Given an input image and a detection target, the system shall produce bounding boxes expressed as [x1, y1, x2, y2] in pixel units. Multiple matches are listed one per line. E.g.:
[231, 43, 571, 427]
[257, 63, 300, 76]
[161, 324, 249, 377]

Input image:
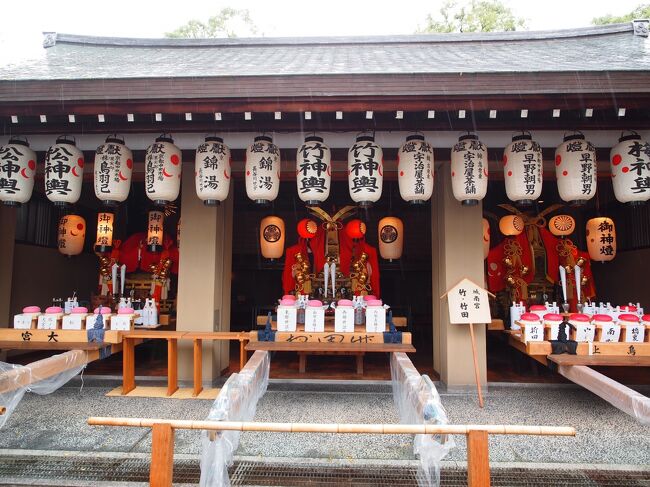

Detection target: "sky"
[0, 0, 645, 63]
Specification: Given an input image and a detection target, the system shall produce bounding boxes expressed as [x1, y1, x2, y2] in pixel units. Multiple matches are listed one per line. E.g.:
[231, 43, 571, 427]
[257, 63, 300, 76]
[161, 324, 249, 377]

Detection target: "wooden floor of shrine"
[7, 333, 650, 385]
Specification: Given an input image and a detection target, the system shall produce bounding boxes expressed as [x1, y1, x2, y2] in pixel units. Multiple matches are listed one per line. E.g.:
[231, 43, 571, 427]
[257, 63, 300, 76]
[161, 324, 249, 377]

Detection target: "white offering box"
[544, 302, 560, 314]
[304, 306, 325, 332]
[520, 314, 543, 342]
[599, 324, 621, 342]
[542, 315, 564, 341]
[85, 314, 112, 330]
[64, 298, 78, 314]
[571, 318, 595, 342]
[277, 306, 297, 332]
[365, 306, 386, 333]
[62, 314, 88, 330]
[621, 324, 645, 343]
[334, 307, 355, 333]
[37, 314, 61, 330]
[14, 314, 38, 329]
[111, 314, 134, 331]
[510, 302, 525, 330]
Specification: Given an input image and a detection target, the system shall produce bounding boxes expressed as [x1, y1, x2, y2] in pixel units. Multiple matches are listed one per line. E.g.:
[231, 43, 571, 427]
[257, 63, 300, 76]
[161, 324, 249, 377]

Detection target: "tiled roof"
[1, 23, 648, 81]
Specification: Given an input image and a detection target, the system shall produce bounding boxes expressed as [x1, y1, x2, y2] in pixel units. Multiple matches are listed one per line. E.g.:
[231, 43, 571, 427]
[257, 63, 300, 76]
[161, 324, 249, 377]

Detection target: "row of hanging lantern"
[1, 131, 649, 208]
[259, 215, 405, 261]
[494, 212, 617, 263]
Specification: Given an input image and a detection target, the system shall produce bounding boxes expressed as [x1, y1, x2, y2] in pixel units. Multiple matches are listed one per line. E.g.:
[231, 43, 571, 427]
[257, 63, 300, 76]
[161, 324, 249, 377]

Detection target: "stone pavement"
[0, 377, 648, 468]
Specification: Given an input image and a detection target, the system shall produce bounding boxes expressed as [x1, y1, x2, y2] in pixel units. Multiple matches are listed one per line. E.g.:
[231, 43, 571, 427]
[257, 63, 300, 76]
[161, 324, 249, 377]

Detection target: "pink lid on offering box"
[543, 313, 563, 321]
[592, 314, 613, 322]
[282, 295, 296, 301]
[45, 306, 63, 313]
[529, 305, 547, 311]
[338, 300, 353, 307]
[643, 314, 650, 321]
[93, 307, 111, 314]
[620, 305, 637, 312]
[118, 308, 135, 314]
[279, 299, 295, 306]
[22, 306, 40, 313]
[366, 300, 383, 307]
[363, 295, 377, 301]
[307, 300, 322, 307]
[569, 313, 590, 322]
[71, 307, 88, 314]
[619, 313, 640, 322]
[520, 313, 540, 321]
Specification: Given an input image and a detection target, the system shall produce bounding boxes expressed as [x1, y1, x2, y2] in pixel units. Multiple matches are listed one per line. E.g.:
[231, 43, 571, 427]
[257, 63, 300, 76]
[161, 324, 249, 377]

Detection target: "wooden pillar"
[467, 430, 491, 486]
[150, 423, 175, 487]
[176, 163, 233, 383]
[431, 163, 487, 389]
[0, 206, 16, 329]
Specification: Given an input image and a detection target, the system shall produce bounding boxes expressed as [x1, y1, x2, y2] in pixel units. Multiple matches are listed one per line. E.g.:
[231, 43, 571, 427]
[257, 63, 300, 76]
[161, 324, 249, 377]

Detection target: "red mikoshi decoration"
[345, 219, 367, 240]
[297, 218, 318, 239]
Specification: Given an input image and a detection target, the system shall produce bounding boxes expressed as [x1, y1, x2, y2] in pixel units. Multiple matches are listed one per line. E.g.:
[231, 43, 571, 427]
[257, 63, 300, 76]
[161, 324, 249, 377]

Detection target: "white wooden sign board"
[62, 314, 86, 330]
[37, 315, 58, 330]
[304, 307, 325, 332]
[334, 307, 355, 333]
[365, 307, 386, 333]
[111, 315, 133, 331]
[14, 314, 34, 329]
[446, 278, 492, 325]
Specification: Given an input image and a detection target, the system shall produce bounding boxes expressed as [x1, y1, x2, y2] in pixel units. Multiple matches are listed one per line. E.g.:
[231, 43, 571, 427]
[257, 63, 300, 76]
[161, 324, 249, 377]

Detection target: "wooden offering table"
[247, 328, 414, 374]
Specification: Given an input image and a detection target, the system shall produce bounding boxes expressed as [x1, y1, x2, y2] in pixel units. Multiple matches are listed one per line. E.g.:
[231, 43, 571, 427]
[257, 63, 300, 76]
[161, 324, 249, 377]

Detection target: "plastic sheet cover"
[391, 352, 454, 487]
[0, 350, 88, 428]
[200, 350, 270, 487]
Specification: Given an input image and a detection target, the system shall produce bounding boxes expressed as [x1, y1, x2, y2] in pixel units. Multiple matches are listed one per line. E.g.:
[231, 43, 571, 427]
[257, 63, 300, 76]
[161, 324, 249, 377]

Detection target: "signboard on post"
[441, 278, 494, 408]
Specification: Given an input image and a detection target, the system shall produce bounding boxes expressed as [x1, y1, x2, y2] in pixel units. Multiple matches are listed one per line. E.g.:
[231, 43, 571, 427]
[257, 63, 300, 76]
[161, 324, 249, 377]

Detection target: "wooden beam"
[167, 339, 178, 396]
[150, 423, 174, 487]
[122, 338, 136, 395]
[246, 342, 416, 353]
[193, 339, 202, 397]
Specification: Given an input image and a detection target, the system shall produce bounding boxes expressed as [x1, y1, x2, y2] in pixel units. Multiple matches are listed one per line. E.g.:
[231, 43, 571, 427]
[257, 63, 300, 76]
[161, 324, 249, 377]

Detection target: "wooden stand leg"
[122, 338, 135, 395]
[193, 339, 202, 397]
[298, 352, 306, 373]
[239, 339, 246, 371]
[467, 430, 490, 487]
[167, 339, 178, 396]
[355, 353, 364, 375]
[150, 423, 175, 487]
[468, 323, 485, 408]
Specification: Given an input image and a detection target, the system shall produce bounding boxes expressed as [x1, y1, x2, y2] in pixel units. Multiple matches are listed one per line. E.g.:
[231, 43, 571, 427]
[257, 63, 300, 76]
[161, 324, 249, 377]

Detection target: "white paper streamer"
[559, 266, 567, 303]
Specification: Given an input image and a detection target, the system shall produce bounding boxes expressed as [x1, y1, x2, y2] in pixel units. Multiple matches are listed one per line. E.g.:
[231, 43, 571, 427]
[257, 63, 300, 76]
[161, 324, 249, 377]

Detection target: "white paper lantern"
[246, 135, 281, 205]
[378, 216, 404, 261]
[195, 136, 231, 206]
[147, 210, 164, 253]
[94, 212, 114, 253]
[398, 134, 433, 204]
[145, 134, 182, 206]
[610, 131, 650, 206]
[451, 133, 488, 206]
[297, 135, 331, 206]
[58, 214, 86, 256]
[348, 134, 383, 207]
[94, 135, 133, 206]
[503, 132, 543, 206]
[548, 215, 575, 237]
[45, 135, 84, 206]
[555, 132, 596, 206]
[482, 218, 490, 259]
[499, 215, 524, 236]
[260, 215, 285, 259]
[0, 136, 37, 207]
[586, 217, 616, 262]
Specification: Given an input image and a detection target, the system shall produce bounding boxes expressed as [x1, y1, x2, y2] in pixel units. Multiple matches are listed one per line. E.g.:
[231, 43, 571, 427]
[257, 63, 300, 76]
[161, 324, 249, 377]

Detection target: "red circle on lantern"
[297, 219, 317, 239]
[28, 160, 35, 170]
[76, 223, 84, 231]
[345, 219, 366, 239]
[451, 171, 455, 177]
[502, 155, 508, 166]
[170, 154, 180, 165]
[562, 170, 568, 176]
[126, 159, 133, 169]
[507, 171, 512, 177]
[246, 170, 250, 176]
[622, 166, 629, 173]
[555, 155, 562, 166]
[612, 154, 622, 166]
[77, 158, 84, 168]
[400, 171, 404, 176]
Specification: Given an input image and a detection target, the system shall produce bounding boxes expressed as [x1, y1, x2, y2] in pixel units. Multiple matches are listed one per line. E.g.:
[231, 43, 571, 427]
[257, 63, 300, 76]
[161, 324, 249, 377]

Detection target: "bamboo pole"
[468, 323, 485, 408]
[87, 418, 575, 437]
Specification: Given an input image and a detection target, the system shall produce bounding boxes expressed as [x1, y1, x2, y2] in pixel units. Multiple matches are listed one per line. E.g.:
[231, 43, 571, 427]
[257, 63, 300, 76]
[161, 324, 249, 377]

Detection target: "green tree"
[418, 0, 526, 33]
[165, 8, 258, 38]
[592, 4, 650, 25]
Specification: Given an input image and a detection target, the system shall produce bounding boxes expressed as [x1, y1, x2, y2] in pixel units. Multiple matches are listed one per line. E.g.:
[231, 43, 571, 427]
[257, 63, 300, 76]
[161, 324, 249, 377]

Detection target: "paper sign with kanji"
[446, 278, 492, 324]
